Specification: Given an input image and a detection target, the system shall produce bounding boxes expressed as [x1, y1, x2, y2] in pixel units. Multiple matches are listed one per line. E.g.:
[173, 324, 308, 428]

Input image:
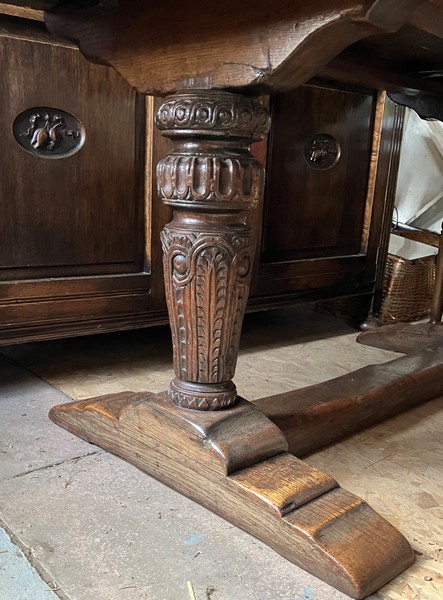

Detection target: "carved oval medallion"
[13, 107, 85, 159]
[304, 133, 340, 170]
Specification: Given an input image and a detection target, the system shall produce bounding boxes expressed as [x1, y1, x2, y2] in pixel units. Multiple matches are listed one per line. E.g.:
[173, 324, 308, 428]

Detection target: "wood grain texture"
[49, 391, 414, 598]
[0, 22, 407, 343]
[0, 24, 153, 343]
[255, 343, 443, 456]
[394, 226, 440, 248]
[252, 82, 404, 306]
[0, 0, 53, 21]
[0, 274, 160, 346]
[44, 0, 422, 95]
[0, 33, 144, 277]
[360, 91, 386, 254]
[262, 82, 375, 261]
[147, 84, 400, 313]
[360, 99, 405, 327]
[4, 8, 435, 592]
[357, 322, 443, 353]
[320, 5, 443, 97]
[156, 91, 270, 411]
[0, 3, 44, 20]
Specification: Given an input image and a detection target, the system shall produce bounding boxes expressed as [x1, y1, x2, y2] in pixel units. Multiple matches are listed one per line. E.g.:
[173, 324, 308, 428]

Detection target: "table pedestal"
[48, 90, 420, 599]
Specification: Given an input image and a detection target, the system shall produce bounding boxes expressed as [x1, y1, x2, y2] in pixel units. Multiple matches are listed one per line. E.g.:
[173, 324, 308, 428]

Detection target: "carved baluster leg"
[49, 90, 415, 599]
[155, 91, 269, 411]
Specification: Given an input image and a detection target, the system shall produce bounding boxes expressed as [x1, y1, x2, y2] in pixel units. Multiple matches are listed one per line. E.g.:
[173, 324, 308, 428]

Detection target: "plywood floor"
[3, 306, 442, 600]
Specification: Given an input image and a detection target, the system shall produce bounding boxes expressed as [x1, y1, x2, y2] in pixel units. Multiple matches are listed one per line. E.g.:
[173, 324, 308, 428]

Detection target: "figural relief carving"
[13, 108, 85, 158]
[304, 133, 340, 170]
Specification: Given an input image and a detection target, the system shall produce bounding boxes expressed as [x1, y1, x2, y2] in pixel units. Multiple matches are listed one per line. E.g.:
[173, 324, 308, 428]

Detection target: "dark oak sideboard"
[0, 15, 402, 344]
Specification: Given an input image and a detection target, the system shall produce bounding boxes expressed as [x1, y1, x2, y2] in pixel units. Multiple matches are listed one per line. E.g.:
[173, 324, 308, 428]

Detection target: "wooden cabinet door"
[252, 82, 387, 305]
[0, 22, 154, 343]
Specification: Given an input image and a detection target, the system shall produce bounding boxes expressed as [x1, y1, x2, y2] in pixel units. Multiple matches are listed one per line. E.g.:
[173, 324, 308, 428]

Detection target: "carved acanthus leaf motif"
[157, 91, 270, 411]
[161, 225, 253, 388]
[157, 154, 263, 208]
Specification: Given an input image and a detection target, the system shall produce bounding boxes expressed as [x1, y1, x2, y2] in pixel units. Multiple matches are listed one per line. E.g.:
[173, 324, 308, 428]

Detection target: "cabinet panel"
[262, 82, 375, 262]
[0, 28, 146, 280]
[0, 23, 152, 344]
[0, 274, 158, 344]
[254, 82, 383, 301]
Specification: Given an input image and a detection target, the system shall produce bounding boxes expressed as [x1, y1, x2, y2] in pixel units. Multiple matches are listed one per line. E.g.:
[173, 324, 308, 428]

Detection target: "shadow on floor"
[0, 304, 356, 382]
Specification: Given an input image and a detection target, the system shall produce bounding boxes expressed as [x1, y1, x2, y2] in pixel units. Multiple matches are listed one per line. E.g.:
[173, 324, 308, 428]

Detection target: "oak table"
[32, 1, 443, 597]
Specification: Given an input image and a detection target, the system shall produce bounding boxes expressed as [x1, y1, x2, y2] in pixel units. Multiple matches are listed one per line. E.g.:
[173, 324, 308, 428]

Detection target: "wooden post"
[156, 91, 270, 410]
[430, 222, 443, 324]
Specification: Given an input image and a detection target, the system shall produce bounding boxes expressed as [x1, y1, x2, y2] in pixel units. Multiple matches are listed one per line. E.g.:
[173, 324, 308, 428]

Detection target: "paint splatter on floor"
[0, 528, 59, 600]
[184, 533, 203, 546]
[295, 586, 314, 600]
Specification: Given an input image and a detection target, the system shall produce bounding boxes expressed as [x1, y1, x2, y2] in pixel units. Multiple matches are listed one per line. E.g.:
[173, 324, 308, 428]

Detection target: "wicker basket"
[379, 253, 436, 323]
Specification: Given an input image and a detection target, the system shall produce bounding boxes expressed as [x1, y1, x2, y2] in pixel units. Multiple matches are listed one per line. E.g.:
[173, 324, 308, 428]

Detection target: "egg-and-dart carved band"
[156, 92, 270, 140]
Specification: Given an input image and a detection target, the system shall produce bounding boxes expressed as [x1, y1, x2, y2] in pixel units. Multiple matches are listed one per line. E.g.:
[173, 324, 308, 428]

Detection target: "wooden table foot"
[358, 221, 443, 353]
[357, 322, 443, 353]
[50, 391, 413, 599]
